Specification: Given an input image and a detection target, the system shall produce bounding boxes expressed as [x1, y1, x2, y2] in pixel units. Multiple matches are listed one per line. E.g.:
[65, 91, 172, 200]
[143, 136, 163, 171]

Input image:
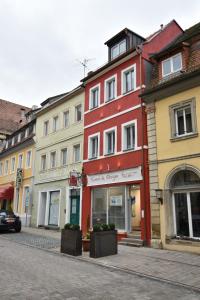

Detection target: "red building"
[81, 21, 183, 245]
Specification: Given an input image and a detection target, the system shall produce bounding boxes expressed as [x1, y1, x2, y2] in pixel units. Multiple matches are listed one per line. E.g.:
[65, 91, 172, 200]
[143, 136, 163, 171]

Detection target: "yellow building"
[142, 22, 200, 253]
[0, 110, 36, 225]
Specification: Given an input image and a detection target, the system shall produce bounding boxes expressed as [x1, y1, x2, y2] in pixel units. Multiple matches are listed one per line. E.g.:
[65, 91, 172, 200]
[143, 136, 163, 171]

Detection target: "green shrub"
[64, 223, 80, 231]
[109, 223, 115, 230]
[93, 224, 102, 232]
[101, 223, 109, 231]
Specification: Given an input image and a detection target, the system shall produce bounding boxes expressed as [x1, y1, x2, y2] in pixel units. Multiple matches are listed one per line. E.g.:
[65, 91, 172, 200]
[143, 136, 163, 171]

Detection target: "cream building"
[32, 86, 84, 230]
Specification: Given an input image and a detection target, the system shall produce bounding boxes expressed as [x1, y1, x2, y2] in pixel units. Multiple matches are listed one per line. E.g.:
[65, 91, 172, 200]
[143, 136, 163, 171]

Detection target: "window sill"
[104, 152, 115, 156]
[170, 132, 198, 142]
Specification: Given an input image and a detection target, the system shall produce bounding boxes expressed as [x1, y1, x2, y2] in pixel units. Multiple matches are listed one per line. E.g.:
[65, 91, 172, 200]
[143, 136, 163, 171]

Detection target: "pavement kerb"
[1, 234, 200, 295]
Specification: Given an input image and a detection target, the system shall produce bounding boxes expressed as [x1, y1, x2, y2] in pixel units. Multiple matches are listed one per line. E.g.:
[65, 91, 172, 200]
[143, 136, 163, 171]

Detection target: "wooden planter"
[90, 230, 118, 258]
[82, 239, 90, 252]
[60, 229, 82, 256]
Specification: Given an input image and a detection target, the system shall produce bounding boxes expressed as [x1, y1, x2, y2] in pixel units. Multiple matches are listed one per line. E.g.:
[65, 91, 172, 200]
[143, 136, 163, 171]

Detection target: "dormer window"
[111, 39, 126, 60]
[162, 53, 182, 77]
[18, 133, 21, 143]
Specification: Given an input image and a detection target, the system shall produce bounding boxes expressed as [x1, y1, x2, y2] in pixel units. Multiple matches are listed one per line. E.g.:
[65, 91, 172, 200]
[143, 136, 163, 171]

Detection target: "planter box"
[60, 229, 82, 256]
[90, 230, 117, 258]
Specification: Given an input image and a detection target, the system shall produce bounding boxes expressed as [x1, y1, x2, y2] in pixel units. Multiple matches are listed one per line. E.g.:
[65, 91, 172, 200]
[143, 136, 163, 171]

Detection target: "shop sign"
[110, 195, 122, 206]
[87, 166, 142, 186]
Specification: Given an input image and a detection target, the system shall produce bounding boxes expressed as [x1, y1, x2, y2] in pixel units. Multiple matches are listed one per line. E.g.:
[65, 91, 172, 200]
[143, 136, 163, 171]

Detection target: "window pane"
[61, 149, 67, 166]
[76, 105, 82, 122]
[126, 125, 135, 149]
[91, 137, 98, 158]
[174, 193, 189, 236]
[177, 109, 184, 135]
[107, 79, 115, 101]
[48, 191, 60, 226]
[190, 192, 200, 237]
[163, 59, 171, 76]
[108, 186, 125, 230]
[111, 45, 119, 59]
[173, 54, 182, 72]
[63, 111, 69, 128]
[91, 88, 99, 108]
[74, 145, 80, 162]
[119, 40, 126, 54]
[107, 131, 115, 154]
[92, 188, 107, 225]
[185, 107, 193, 133]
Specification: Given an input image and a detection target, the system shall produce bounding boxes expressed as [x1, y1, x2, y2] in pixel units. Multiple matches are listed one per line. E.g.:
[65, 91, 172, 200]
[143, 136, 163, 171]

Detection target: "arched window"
[171, 169, 200, 239]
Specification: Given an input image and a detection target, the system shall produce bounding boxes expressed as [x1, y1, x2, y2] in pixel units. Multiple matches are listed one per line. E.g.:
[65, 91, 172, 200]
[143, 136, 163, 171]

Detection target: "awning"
[0, 185, 14, 201]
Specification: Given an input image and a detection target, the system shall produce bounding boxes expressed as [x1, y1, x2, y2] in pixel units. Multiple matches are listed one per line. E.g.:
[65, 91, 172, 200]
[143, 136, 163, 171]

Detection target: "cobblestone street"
[0, 236, 200, 300]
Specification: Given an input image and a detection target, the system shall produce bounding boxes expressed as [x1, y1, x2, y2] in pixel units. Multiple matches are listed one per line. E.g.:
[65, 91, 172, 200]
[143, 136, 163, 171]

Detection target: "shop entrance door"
[129, 185, 141, 232]
[70, 189, 80, 225]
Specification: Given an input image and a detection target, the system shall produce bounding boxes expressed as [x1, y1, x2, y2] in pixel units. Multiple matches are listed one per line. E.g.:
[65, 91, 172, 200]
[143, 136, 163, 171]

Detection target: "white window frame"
[103, 127, 117, 155]
[111, 39, 126, 60]
[18, 153, 23, 169]
[89, 84, 100, 110]
[5, 141, 8, 149]
[52, 115, 59, 132]
[40, 154, 47, 171]
[73, 144, 81, 163]
[11, 137, 14, 146]
[88, 132, 100, 159]
[121, 64, 136, 95]
[43, 120, 49, 136]
[25, 150, 32, 169]
[10, 156, 16, 173]
[121, 120, 137, 151]
[63, 110, 69, 128]
[50, 151, 57, 169]
[104, 74, 117, 102]
[17, 133, 21, 143]
[0, 162, 3, 176]
[61, 148, 68, 166]
[4, 160, 9, 175]
[75, 104, 82, 122]
[162, 53, 182, 77]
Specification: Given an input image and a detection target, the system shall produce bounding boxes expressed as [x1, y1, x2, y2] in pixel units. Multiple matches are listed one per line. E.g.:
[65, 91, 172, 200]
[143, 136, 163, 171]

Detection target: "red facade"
[82, 21, 183, 244]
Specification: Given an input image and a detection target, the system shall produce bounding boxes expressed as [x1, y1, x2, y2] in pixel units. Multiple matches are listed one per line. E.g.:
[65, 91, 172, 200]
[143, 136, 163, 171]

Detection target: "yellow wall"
[0, 145, 34, 215]
[155, 86, 200, 254]
[156, 86, 200, 161]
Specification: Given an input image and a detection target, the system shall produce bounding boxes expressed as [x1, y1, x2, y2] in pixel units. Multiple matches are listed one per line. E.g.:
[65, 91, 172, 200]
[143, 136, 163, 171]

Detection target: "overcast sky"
[0, 0, 199, 107]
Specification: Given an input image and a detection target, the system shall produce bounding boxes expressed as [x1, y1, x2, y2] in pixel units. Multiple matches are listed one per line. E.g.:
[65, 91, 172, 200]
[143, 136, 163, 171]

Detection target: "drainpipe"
[136, 45, 149, 246]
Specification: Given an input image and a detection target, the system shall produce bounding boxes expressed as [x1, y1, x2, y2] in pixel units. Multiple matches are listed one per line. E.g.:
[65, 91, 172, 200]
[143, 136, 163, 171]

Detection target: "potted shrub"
[90, 223, 117, 258]
[82, 232, 90, 252]
[60, 223, 82, 256]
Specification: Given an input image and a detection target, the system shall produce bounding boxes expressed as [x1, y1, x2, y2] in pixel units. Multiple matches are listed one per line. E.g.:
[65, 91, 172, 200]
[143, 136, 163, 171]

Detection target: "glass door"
[174, 193, 189, 237]
[48, 191, 60, 226]
[190, 192, 200, 238]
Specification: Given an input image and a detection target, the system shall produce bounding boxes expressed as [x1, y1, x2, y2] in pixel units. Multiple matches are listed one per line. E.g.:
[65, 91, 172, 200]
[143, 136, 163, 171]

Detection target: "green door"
[70, 195, 80, 225]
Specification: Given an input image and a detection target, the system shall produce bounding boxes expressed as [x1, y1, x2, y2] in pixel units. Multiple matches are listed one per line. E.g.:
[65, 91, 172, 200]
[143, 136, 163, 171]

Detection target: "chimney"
[160, 24, 164, 30]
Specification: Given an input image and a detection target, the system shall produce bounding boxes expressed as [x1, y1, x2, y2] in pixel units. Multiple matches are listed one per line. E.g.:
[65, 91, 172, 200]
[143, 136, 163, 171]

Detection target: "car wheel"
[15, 225, 21, 233]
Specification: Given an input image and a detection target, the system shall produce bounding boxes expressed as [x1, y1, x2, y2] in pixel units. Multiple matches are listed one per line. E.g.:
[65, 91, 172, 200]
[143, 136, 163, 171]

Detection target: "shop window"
[92, 186, 126, 230]
[169, 98, 197, 140]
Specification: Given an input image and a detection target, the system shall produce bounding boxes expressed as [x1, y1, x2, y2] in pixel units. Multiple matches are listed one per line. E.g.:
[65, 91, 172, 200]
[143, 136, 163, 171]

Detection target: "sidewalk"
[18, 227, 200, 292]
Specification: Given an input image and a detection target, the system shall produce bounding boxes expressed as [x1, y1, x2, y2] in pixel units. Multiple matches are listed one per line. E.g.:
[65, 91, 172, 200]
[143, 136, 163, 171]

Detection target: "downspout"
[136, 45, 148, 245]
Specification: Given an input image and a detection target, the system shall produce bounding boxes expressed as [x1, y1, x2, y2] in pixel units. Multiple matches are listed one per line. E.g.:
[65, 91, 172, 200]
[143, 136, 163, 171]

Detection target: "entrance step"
[127, 232, 141, 239]
[119, 237, 144, 247]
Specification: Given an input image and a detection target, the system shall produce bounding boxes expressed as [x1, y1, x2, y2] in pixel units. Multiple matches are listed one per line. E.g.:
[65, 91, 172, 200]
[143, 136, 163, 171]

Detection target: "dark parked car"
[0, 210, 21, 232]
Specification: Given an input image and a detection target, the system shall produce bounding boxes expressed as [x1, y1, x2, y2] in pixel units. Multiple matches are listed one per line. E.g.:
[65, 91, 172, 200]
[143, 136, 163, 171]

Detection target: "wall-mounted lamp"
[155, 189, 163, 205]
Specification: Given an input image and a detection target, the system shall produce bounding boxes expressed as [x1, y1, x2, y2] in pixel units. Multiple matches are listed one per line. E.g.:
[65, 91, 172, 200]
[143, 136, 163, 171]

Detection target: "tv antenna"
[76, 58, 95, 77]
